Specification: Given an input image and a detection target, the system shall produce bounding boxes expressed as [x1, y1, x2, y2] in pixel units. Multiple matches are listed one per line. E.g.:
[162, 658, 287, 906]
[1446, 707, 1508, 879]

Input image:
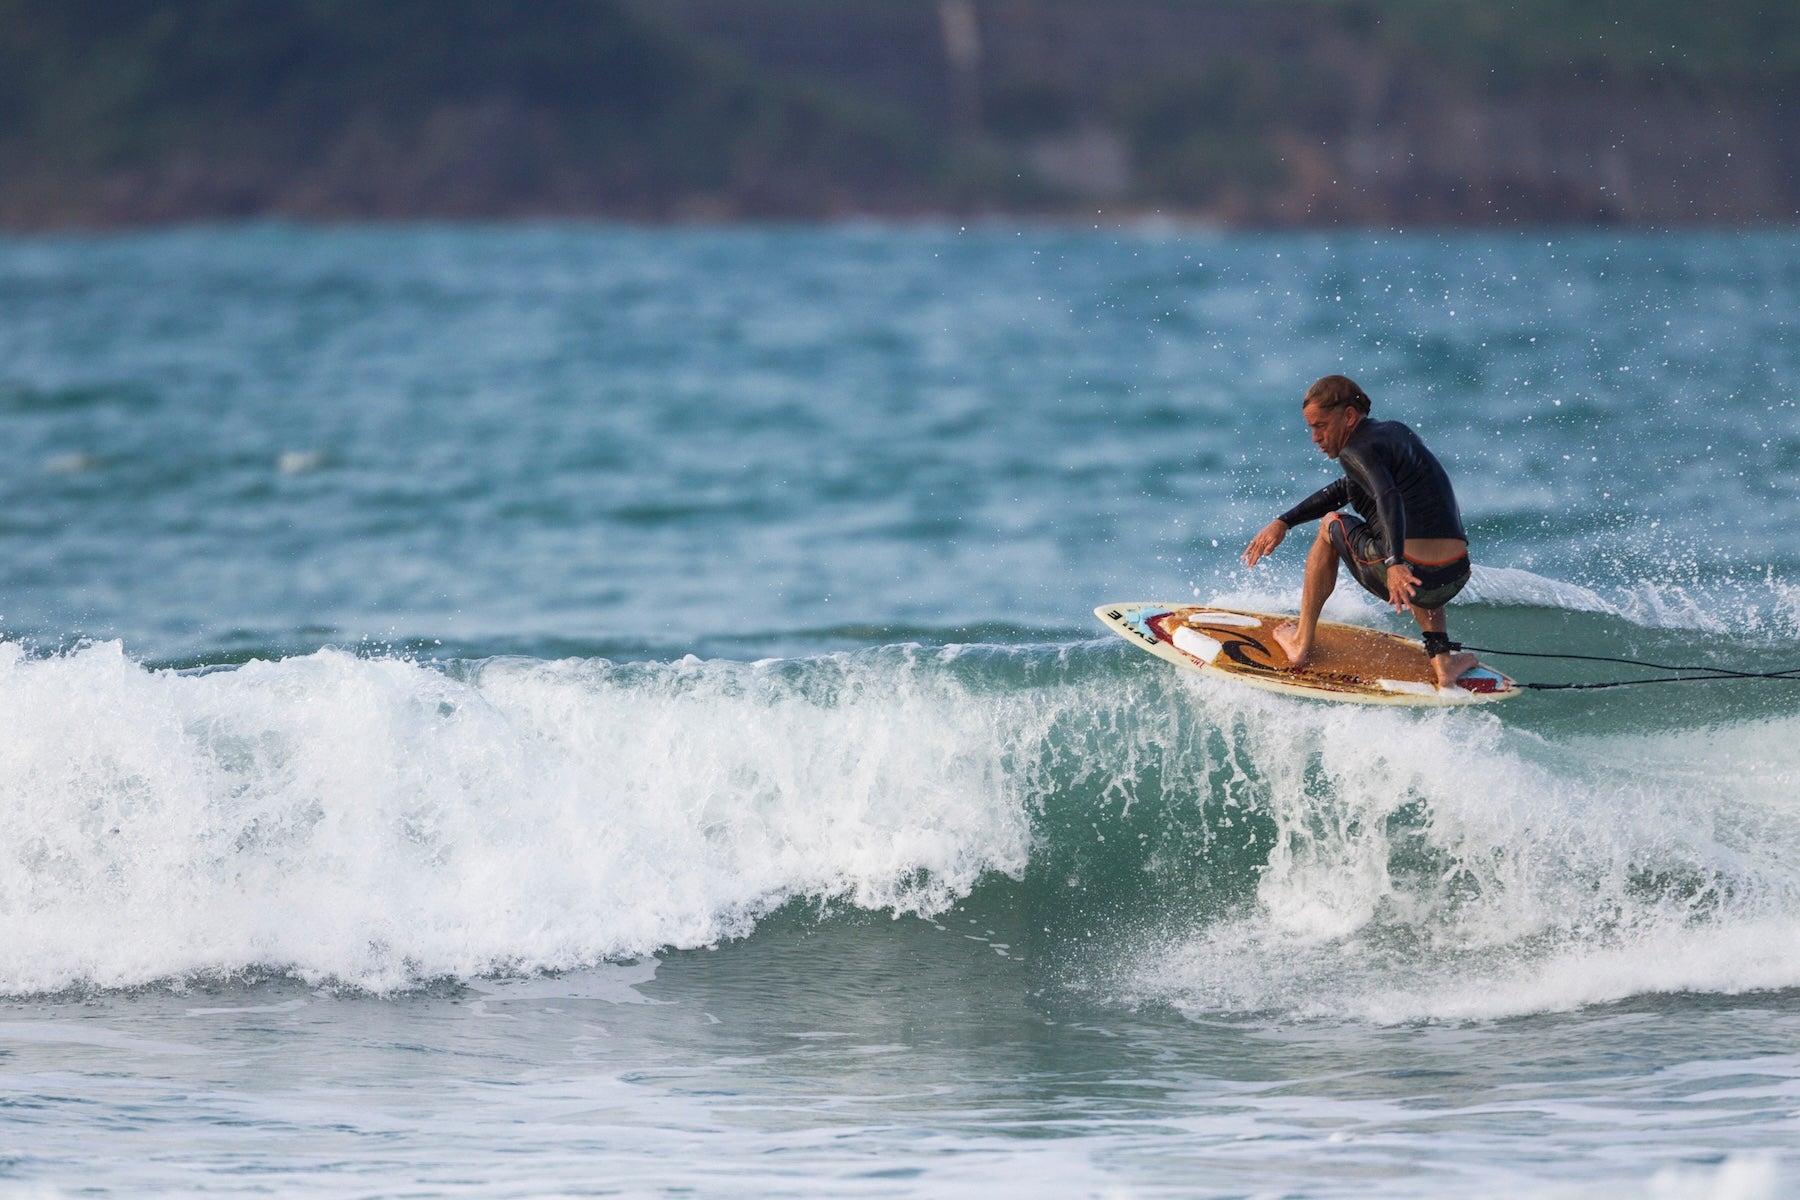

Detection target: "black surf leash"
[1453, 643, 1800, 692]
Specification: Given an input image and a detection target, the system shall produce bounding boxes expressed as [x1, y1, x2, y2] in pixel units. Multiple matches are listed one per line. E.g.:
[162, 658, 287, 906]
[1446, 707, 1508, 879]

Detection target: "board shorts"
[1324, 512, 1470, 610]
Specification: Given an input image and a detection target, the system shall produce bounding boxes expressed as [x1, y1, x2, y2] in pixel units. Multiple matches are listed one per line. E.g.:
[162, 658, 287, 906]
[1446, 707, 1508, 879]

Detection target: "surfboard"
[1095, 603, 1519, 706]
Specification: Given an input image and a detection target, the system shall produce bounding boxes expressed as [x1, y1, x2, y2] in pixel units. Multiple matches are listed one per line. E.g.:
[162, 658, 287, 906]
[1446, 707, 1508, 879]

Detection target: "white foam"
[1125, 695, 1800, 1023]
[8, 634, 1800, 1018]
[1646, 1155, 1780, 1200]
[0, 641, 1044, 993]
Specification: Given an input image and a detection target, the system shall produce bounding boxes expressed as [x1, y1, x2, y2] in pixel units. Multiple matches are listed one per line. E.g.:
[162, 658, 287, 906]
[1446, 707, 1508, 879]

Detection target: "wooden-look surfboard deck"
[1095, 603, 1519, 706]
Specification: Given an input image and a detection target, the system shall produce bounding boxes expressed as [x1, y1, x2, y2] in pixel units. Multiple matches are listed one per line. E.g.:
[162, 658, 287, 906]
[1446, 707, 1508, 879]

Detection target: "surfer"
[1241, 374, 1480, 688]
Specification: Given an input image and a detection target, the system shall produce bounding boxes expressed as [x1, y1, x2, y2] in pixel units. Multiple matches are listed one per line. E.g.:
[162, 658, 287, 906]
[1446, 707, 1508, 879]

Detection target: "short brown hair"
[1303, 375, 1371, 415]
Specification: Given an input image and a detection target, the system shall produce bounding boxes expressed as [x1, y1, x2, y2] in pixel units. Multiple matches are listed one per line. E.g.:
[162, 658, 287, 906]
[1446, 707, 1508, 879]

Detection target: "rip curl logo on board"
[1214, 629, 1280, 673]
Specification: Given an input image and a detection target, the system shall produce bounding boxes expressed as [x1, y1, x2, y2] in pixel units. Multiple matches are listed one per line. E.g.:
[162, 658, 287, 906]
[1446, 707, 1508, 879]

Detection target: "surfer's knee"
[1310, 522, 1340, 560]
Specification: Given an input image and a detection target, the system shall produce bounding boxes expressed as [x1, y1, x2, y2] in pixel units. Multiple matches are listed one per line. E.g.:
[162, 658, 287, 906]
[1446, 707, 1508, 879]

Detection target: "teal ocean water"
[2, 224, 1798, 1197]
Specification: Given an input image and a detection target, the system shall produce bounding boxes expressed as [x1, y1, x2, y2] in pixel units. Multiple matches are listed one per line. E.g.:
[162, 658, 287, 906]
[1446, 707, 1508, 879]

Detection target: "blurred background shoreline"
[1, 0, 1794, 231]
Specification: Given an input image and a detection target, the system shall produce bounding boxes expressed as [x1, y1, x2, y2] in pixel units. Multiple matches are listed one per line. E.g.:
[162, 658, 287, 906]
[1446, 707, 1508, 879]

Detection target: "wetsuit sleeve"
[1339, 442, 1406, 562]
[1276, 477, 1350, 528]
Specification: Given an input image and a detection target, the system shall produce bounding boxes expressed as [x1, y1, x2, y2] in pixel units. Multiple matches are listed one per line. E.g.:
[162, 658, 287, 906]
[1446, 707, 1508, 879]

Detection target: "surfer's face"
[1302, 402, 1360, 458]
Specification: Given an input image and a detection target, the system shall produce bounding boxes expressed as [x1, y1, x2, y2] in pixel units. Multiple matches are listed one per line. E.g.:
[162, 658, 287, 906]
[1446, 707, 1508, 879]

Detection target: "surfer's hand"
[1243, 520, 1288, 567]
[1386, 562, 1419, 612]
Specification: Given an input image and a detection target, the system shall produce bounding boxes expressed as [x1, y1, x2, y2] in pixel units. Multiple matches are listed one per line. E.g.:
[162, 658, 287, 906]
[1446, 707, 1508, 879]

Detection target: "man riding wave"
[1241, 374, 1480, 688]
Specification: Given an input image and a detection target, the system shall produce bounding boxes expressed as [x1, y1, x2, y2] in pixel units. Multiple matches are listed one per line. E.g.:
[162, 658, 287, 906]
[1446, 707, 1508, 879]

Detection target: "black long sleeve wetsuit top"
[1276, 418, 1467, 565]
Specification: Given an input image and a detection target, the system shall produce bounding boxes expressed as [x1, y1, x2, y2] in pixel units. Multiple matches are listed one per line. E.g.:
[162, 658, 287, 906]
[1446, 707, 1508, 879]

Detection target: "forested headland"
[0, 0, 1793, 228]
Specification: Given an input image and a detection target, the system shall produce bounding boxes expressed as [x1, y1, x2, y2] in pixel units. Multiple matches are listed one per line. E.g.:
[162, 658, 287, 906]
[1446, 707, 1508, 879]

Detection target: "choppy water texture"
[1, 224, 1798, 1197]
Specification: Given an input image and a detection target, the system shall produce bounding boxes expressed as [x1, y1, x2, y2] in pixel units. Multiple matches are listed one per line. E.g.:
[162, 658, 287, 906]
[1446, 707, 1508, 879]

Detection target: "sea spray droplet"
[44, 452, 103, 475]
[277, 449, 328, 475]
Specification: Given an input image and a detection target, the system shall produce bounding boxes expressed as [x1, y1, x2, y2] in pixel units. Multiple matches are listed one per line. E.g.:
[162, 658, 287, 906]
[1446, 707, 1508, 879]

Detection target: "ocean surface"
[1, 223, 1798, 1197]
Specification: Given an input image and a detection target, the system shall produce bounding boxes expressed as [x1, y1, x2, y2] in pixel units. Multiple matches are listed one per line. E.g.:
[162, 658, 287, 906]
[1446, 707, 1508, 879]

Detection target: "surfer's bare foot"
[1432, 651, 1480, 688]
[1272, 621, 1312, 670]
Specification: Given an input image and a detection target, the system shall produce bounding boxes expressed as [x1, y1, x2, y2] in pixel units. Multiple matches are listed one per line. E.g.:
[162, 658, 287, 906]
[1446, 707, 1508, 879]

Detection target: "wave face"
[7, 601, 1800, 1018]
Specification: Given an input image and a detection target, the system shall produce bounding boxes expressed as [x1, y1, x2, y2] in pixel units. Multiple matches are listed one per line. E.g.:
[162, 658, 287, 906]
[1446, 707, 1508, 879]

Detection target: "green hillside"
[0, 0, 1793, 226]
[0, 0, 950, 220]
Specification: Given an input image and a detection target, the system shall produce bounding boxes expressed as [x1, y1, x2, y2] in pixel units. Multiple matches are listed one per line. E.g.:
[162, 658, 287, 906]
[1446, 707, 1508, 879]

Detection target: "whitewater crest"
[4, 623, 1800, 1018]
[0, 640, 1057, 993]
[1121, 689, 1800, 1023]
